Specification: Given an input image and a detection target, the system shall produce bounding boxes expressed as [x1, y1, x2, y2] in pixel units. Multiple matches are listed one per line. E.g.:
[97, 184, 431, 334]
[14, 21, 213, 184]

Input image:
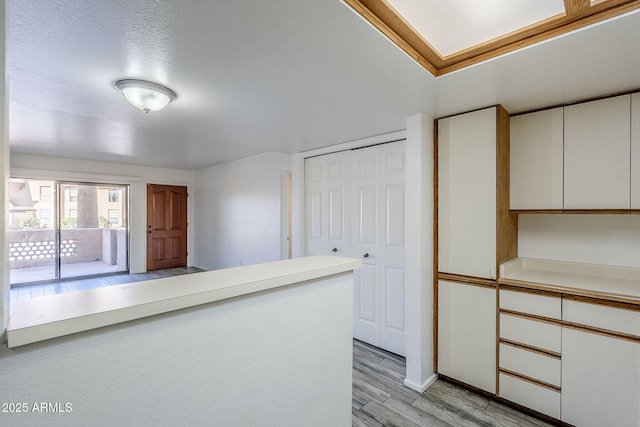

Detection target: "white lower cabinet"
[561, 300, 640, 427]
[499, 373, 560, 420]
[561, 327, 640, 427]
[438, 280, 496, 393]
[499, 313, 561, 353]
[498, 289, 562, 420]
[499, 343, 560, 387]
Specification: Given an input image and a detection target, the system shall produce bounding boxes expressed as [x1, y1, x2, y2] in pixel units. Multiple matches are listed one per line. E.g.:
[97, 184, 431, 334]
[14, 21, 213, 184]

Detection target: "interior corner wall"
[192, 152, 291, 270]
[404, 113, 436, 392]
[9, 154, 195, 274]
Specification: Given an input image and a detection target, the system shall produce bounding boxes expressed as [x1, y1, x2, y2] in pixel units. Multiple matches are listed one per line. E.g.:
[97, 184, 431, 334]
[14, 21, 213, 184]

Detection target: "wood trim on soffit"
[343, 0, 640, 76]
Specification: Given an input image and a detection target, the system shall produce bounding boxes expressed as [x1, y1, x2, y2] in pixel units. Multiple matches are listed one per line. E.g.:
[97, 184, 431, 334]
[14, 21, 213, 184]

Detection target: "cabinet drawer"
[499, 343, 561, 387]
[563, 299, 640, 337]
[500, 290, 561, 320]
[499, 373, 560, 419]
[500, 313, 561, 353]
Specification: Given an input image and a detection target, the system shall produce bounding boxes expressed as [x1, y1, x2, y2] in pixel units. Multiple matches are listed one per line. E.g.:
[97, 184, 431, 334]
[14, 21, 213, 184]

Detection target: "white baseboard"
[404, 373, 438, 393]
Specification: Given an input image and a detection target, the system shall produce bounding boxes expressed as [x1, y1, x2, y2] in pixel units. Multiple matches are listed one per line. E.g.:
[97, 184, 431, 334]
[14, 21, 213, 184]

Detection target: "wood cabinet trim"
[500, 338, 562, 359]
[498, 278, 640, 307]
[510, 87, 640, 118]
[502, 300, 640, 342]
[438, 273, 497, 289]
[500, 309, 563, 327]
[499, 285, 562, 299]
[343, 0, 640, 76]
[433, 118, 439, 373]
[511, 209, 640, 214]
[496, 105, 518, 271]
[563, 321, 640, 343]
[563, 293, 640, 312]
[499, 369, 561, 393]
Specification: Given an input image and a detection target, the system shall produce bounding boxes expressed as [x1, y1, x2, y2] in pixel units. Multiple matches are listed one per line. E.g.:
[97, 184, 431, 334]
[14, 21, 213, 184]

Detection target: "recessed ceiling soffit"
[343, 0, 640, 76]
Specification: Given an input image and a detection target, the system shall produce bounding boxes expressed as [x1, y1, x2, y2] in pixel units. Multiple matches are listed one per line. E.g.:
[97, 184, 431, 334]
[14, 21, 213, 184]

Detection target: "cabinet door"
[438, 280, 496, 393]
[351, 142, 407, 356]
[510, 108, 564, 210]
[438, 107, 496, 278]
[305, 151, 350, 257]
[632, 93, 640, 209]
[564, 95, 631, 209]
[561, 327, 640, 427]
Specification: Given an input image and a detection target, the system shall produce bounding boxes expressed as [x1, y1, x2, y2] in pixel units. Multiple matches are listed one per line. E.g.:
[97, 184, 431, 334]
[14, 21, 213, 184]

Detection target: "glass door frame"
[9, 177, 130, 286]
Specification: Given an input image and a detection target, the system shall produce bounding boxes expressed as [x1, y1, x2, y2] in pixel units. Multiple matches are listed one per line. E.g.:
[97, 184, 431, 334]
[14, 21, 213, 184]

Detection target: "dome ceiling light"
[114, 79, 177, 113]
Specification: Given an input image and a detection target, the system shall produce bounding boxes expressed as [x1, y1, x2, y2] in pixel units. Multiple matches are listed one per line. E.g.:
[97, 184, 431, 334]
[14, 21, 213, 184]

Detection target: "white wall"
[0, 273, 354, 426]
[1, 2, 8, 335]
[404, 113, 436, 392]
[193, 152, 291, 270]
[518, 214, 640, 268]
[10, 154, 195, 273]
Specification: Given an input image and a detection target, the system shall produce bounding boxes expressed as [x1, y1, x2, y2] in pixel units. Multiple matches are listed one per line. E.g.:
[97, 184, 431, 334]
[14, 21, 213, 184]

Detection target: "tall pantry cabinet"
[436, 106, 517, 393]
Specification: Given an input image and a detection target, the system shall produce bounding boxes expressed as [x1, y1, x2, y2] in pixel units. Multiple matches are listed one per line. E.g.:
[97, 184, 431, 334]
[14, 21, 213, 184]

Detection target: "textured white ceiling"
[7, 1, 640, 170]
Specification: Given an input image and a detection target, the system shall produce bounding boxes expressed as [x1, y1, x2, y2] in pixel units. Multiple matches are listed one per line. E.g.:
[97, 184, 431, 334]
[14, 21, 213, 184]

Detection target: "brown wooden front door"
[147, 184, 188, 271]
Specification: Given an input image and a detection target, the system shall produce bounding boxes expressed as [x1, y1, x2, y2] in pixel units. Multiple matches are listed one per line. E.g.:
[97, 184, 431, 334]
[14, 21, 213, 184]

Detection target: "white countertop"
[499, 257, 640, 305]
[7, 256, 361, 348]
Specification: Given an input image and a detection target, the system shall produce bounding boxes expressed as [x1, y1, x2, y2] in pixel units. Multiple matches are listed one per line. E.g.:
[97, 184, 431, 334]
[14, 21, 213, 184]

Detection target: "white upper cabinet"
[632, 93, 640, 209]
[510, 108, 564, 210]
[438, 107, 497, 279]
[564, 95, 631, 209]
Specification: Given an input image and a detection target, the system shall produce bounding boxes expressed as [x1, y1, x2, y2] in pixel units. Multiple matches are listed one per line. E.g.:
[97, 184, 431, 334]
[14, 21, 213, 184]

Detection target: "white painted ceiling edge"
[7, 0, 640, 171]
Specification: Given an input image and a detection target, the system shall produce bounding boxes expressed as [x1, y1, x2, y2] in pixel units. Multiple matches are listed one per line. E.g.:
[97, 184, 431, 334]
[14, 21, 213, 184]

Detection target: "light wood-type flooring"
[9, 266, 205, 303]
[353, 340, 554, 427]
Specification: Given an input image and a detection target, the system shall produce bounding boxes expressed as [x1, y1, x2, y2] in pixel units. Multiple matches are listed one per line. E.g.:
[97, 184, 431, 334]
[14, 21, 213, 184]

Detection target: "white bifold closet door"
[305, 141, 407, 356]
[351, 141, 407, 356]
[305, 151, 351, 257]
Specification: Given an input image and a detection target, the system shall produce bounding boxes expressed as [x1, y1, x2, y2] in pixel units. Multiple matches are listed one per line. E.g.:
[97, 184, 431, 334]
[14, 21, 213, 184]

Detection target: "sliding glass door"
[8, 179, 129, 285]
[8, 179, 57, 283]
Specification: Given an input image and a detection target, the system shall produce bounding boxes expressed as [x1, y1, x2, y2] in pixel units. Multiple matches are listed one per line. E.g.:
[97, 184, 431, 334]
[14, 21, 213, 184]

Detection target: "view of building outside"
[8, 178, 128, 284]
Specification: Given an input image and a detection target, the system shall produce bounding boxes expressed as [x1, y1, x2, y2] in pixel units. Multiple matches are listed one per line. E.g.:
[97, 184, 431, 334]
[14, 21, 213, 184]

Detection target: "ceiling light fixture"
[114, 79, 177, 113]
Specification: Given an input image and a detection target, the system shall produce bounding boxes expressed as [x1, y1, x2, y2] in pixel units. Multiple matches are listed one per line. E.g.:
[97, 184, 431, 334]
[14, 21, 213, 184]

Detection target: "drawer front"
[499, 343, 561, 387]
[500, 313, 561, 353]
[500, 289, 561, 320]
[499, 373, 561, 419]
[563, 299, 640, 337]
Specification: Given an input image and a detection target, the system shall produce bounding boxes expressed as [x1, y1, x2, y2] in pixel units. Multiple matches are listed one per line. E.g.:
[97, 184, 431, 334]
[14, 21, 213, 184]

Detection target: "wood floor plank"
[356, 359, 408, 386]
[383, 396, 452, 427]
[352, 340, 555, 427]
[360, 401, 423, 427]
[379, 356, 407, 376]
[352, 373, 391, 404]
[9, 266, 205, 301]
[422, 380, 490, 412]
[352, 407, 384, 427]
[484, 400, 554, 427]
[412, 395, 494, 427]
[353, 364, 420, 405]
